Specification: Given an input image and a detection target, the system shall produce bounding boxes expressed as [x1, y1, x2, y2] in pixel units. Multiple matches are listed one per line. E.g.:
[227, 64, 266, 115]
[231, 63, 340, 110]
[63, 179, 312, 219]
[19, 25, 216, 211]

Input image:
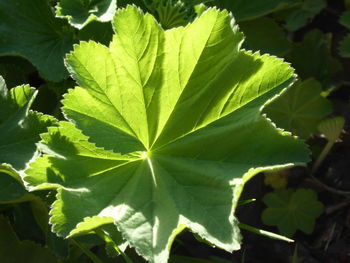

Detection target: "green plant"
[1, 0, 349, 262]
[22, 5, 310, 263]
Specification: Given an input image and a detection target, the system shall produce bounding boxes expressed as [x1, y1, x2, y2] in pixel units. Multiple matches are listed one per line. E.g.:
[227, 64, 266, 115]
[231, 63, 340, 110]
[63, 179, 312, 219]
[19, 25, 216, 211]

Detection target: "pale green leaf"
[25, 6, 309, 263]
[56, 0, 117, 29]
[264, 78, 332, 138]
[0, 0, 75, 81]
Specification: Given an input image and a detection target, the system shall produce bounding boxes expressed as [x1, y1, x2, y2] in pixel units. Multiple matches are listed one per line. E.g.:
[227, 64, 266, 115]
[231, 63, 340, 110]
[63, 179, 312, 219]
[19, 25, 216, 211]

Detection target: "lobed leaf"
[262, 189, 323, 237]
[25, 6, 310, 263]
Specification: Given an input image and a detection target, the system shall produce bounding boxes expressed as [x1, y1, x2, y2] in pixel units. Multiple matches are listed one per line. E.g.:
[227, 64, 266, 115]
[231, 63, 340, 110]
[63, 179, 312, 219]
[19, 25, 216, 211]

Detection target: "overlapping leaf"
[0, 0, 75, 81]
[55, 0, 117, 29]
[25, 6, 309, 263]
[0, 76, 55, 172]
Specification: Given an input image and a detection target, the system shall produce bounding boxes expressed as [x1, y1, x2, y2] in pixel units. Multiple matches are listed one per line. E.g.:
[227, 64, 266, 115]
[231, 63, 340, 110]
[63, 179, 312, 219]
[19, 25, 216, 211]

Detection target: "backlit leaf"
[25, 6, 309, 263]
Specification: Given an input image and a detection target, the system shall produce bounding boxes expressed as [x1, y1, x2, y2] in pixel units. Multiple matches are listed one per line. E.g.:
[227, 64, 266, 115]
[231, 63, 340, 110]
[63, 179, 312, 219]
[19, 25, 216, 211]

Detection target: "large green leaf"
[0, 216, 58, 263]
[264, 78, 332, 138]
[25, 6, 309, 263]
[0, 76, 55, 172]
[0, 0, 75, 81]
[55, 0, 117, 29]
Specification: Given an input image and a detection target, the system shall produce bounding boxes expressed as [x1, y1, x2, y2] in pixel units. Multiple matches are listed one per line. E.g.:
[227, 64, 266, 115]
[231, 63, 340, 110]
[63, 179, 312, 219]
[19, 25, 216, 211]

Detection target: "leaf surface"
[0, 0, 75, 81]
[56, 0, 117, 29]
[25, 6, 310, 263]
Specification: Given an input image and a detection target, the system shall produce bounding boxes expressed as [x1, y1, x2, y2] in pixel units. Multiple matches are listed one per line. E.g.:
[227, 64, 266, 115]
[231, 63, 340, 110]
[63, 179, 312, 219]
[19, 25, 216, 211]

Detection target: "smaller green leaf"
[0, 216, 58, 263]
[0, 172, 27, 203]
[262, 188, 323, 237]
[287, 30, 342, 83]
[339, 34, 350, 58]
[264, 78, 332, 138]
[339, 10, 350, 29]
[318, 117, 345, 142]
[0, 0, 75, 81]
[56, 0, 117, 29]
[239, 17, 292, 56]
[0, 76, 56, 171]
[281, 0, 326, 31]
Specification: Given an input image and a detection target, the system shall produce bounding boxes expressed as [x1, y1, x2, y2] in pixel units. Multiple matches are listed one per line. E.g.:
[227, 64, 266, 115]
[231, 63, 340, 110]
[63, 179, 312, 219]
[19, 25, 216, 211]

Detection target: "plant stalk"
[71, 238, 105, 263]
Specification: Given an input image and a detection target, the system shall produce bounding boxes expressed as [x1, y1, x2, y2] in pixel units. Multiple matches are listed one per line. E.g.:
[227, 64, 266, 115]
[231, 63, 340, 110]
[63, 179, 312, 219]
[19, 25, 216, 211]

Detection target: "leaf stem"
[95, 229, 134, 263]
[238, 223, 294, 243]
[312, 139, 334, 173]
[71, 238, 105, 263]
